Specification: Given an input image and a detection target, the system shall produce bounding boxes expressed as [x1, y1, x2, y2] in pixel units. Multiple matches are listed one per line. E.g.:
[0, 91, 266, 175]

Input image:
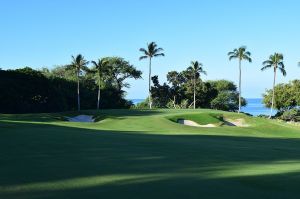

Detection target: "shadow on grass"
[1, 120, 300, 198]
[0, 109, 164, 123]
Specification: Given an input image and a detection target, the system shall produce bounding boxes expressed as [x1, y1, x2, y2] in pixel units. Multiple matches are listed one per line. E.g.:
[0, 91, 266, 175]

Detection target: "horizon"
[1, 0, 299, 99]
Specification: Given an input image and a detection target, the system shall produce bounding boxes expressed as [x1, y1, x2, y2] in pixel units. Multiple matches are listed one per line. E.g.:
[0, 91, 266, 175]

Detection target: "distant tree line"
[1, 41, 298, 115]
[136, 65, 246, 112]
[138, 43, 300, 119]
[0, 56, 141, 113]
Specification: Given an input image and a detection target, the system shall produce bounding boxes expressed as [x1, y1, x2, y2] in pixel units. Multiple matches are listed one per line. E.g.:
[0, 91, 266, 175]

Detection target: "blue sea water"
[129, 98, 273, 116]
[131, 99, 145, 105]
[242, 98, 273, 116]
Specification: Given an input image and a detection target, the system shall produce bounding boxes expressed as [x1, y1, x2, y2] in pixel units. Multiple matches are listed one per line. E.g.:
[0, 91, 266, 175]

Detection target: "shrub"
[280, 109, 300, 122]
[211, 91, 246, 112]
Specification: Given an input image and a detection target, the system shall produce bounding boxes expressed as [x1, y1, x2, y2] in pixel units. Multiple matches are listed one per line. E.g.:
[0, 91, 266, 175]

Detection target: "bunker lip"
[66, 115, 95, 123]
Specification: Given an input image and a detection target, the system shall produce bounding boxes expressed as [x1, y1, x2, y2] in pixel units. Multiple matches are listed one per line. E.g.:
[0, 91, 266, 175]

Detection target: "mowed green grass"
[1, 109, 300, 198]
[167, 112, 223, 125]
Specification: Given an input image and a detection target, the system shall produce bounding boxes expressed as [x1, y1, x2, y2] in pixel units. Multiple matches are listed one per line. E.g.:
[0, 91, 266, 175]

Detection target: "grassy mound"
[167, 113, 224, 126]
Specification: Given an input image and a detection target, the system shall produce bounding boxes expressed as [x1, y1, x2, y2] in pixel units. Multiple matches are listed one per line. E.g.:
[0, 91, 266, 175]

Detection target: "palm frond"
[262, 60, 273, 65]
[201, 70, 207, 76]
[139, 55, 148, 60]
[229, 55, 237, 61]
[242, 55, 252, 63]
[227, 51, 236, 56]
[91, 60, 98, 67]
[278, 62, 285, 69]
[140, 42, 164, 62]
[154, 53, 165, 57]
[245, 51, 251, 57]
[154, 47, 164, 54]
[261, 65, 272, 71]
[139, 48, 148, 55]
[278, 66, 287, 76]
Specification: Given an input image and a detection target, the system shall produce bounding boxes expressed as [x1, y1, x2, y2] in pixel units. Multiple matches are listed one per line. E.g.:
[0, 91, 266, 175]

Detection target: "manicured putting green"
[1, 109, 300, 199]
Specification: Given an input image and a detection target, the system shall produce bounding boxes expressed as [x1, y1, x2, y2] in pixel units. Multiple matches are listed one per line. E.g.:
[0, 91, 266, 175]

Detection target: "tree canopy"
[0, 56, 142, 113]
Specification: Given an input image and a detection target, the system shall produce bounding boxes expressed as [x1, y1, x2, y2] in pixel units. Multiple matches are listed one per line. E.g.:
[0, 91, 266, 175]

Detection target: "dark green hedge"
[0, 68, 131, 113]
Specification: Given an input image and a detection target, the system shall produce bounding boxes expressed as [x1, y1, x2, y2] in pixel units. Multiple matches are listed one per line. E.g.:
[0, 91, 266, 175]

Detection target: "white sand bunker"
[178, 119, 216, 128]
[177, 118, 249, 128]
[223, 118, 249, 127]
[67, 115, 95, 123]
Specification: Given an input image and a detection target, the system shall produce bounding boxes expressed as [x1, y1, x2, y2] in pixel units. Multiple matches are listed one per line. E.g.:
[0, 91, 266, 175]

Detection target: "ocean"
[130, 98, 273, 116]
[241, 98, 273, 116]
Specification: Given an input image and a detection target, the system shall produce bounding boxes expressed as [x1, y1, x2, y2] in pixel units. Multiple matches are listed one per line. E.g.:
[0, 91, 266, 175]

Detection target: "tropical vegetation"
[138, 65, 245, 111]
[228, 46, 252, 113]
[91, 58, 108, 110]
[0, 56, 141, 113]
[139, 42, 165, 109]
[262, 80, 300, 120]
[187, 61, 207, 109]
[67, 54, 89, 111]
[1, 43, 299, 117]
[261, 53, 286, 118]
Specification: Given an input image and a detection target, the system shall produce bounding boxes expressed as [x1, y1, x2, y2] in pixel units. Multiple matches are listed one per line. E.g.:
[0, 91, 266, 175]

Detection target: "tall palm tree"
[68, 54, 89, 111]
[187, 61, 207, 109]
[228, 46, 252, 113]
[91, 58, 108, 110]
[139, 42, 165, 109]
[261, 53, 286, 118]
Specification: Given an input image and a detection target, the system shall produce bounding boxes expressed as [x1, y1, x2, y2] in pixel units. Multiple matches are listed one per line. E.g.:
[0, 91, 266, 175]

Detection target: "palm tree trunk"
[97, 73, 101, 110]
[149, 58, 152, 109]
[270, 67, 276, 118]
[193, 73, 196, 110]
[238, 59, 242, 113]
[77, 70, 80, 111]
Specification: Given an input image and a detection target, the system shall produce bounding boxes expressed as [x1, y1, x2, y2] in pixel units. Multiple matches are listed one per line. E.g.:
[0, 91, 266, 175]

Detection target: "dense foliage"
[263, 80, 300, 112]
[137, 65, 246, 112]
[263, 80, 300, 120]
[0, 57, 141, 113]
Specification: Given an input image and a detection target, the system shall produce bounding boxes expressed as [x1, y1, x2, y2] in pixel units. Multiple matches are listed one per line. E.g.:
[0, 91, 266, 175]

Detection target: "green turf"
[167, 112, 223, 125]
[1, 109, 300, 198]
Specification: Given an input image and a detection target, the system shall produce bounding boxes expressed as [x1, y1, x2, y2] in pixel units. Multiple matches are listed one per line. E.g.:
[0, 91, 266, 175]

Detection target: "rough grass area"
[1, 109, 300, 199]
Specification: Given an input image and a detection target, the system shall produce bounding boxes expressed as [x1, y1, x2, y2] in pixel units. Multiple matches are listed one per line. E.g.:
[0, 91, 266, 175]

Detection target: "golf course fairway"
[1, 109, 300, 198]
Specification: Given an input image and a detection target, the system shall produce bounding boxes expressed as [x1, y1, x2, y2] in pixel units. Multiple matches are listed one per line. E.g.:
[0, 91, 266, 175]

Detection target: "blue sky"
[1, 0, 299, 99]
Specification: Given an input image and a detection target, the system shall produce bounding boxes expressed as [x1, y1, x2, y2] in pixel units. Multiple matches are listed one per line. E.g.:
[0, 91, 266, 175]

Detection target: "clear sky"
[1, 0, 299, 99]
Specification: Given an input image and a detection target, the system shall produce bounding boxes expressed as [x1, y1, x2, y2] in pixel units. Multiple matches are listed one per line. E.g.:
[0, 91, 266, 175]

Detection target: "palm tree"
[261, 53, 286, 118]
[187, 61, 207, 109]
[91, 58, 108, 110]
[68, 54, 89, 111]
[228, 46, 252, 113]
[139, 42, 165, 109]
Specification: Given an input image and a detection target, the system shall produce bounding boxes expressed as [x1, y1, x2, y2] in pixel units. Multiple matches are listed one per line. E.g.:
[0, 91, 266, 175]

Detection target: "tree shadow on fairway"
[1, 120, 300, 198]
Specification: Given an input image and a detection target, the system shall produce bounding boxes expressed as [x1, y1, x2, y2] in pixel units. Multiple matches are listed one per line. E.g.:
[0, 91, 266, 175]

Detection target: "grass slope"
[1, 109, 300, 198]
[167, 113, 223, 125]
